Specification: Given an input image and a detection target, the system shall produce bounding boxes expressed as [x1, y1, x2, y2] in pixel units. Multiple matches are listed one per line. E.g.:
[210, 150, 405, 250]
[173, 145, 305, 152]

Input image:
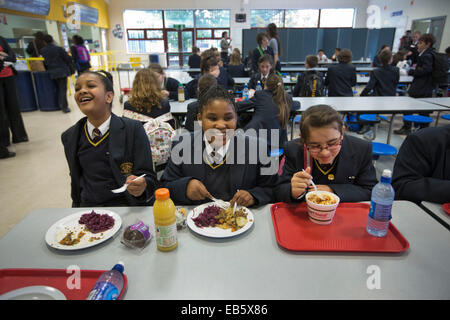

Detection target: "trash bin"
[15, 71, 38, 112]
[32, 71, 60, 111]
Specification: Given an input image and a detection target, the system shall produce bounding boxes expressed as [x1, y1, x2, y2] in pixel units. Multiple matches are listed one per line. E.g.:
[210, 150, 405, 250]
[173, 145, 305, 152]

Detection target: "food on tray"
[59, 231, 86, 246]
[78, 210, 115, 233]
[192, 205, 248, 232]
[307, 193, 337, 205]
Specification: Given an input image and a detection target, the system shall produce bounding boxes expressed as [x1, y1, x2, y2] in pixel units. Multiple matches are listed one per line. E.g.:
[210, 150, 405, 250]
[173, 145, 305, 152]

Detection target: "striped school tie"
[92, 128, 102, 143]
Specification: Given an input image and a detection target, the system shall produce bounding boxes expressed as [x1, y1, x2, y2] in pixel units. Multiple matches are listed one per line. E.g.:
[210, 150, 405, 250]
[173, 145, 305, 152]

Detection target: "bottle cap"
[113, 262, 124, 273]
[155, 188, 170, 200]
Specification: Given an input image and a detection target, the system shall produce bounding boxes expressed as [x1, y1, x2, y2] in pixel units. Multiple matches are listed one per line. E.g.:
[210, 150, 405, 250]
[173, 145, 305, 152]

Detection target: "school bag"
[75, 44, 90, 63]
[431, 51, 449, 86]
[300, 72, 325, 97]
[122, 110, 175, 164]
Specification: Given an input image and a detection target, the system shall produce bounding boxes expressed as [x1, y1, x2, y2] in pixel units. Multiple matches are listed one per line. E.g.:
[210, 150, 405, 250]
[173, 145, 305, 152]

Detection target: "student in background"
[266, 23, 282, 72]
[25, 31, 46, 58]
[275, 105, 377, 203]
[406, 31, 421, 65]
[184, 74, 218, 132]
[252, 32, 274, 73]
[61, 70, 157, 207]
[361, 49, 399, 96]
[220, 31, 232, 63]
[317, 49, 328, 63]
[331, 48, 341, 62]
[392, 125, 450, 204]
[395, 33, 435, 135]
[123, 68, 174, 128]
[188, 46, 201, 77]
[248, 54, 274, 96]
[209, 48, 234, 90]
[185, 55, 220, 100]
[236, 72, 291, 151]
[293, 55, 325, 97]
[160, 84, 278, 207]
[148, 63, 180, 101]
[372, 45, 390, 68]
[325, 49, 356, 96]
[392, 50, 410, 76]
[70, 35, 91, 75]
[226, 50, 246, 77]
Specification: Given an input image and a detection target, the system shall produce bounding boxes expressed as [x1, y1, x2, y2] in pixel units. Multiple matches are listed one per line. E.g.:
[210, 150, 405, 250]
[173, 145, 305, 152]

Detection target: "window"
[285, 9, 319, 28]
[250, 10, 284, 28]
[195, 9, 230, 28]
[123, 10, 163, 28]
[319, 9, 355, 28]
[164, 10, 194, 28]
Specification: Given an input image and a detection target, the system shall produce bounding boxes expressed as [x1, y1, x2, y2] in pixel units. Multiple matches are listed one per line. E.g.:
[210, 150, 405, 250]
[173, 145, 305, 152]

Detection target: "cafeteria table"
[0, 201, 449, 299]
[420, 201, 450, 230]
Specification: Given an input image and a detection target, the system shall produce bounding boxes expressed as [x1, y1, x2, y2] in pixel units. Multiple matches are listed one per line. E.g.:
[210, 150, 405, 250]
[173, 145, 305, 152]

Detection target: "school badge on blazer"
[120, 162, 133, 175]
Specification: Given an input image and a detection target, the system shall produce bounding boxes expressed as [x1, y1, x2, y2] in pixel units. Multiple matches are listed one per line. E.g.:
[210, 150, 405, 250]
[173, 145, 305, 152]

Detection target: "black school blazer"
[160, 130, 279, 206]
[325, 63, 357, 96]
[275, 135, 378, 203]
[61, 113, 157, 207]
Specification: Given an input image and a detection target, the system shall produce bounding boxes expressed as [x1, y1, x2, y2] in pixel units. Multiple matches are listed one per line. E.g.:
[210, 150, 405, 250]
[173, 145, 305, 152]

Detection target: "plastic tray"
[0, 268, 127, 300]
[442, 203, 450, 215]
[271, 202, 409, 253]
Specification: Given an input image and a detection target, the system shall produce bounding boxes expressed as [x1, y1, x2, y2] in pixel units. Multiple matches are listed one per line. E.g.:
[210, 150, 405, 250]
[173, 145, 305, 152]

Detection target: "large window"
[250, 8, 355, 28]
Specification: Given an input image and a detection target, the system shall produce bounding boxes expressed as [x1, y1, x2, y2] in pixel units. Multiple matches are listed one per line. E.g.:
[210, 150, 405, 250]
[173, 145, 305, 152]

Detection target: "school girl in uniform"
[275, 105, 378, 203]
[148, 63, 180, 101]
[61, 70, 157, 207]
[160, 84, 278, 207]
[248, 54, 274, 93]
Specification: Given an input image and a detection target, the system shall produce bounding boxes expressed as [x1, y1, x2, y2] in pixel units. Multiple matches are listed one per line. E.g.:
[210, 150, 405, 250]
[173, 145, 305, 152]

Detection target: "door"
[429, 17, 446, 51]
[165, 29, 193, 66]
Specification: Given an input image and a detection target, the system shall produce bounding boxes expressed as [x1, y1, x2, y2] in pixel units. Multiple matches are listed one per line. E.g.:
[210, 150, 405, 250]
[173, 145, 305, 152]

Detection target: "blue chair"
[441, 114, 450, 121]
[371, 142, 398, 164]
[294, 115, 301, 124]
[403, 115, 433, 132]
[358, 114, 388, 140]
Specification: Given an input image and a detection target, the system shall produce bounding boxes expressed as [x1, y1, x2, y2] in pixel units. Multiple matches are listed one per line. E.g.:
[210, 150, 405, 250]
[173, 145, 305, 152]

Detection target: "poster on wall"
[0, 0, 50, 16]
[112, 24, 123, 39]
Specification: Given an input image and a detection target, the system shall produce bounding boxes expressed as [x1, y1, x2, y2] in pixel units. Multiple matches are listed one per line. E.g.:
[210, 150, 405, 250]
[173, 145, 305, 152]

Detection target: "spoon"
[302, 169, 324, 199]
[111, 174, 146, 193]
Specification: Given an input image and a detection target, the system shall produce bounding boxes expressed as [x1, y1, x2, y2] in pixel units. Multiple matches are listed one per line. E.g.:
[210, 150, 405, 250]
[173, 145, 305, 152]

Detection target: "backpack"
[123, 110, 175, 164]
[300, 72, 325, 97]
[75, 44, 90, 63]
[431, 51, 449, 85]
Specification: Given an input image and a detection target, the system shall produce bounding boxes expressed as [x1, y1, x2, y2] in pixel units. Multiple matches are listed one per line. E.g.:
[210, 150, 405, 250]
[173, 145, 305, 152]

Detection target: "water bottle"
[255, 81, 262, 91]
[366, 169, 395, 237]
[86, 262, 124, 300]
[243, 83, 249, 100]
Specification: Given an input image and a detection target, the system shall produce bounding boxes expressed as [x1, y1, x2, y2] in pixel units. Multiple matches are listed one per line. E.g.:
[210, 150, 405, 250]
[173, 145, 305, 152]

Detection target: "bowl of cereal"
[305, 191, 340, 225]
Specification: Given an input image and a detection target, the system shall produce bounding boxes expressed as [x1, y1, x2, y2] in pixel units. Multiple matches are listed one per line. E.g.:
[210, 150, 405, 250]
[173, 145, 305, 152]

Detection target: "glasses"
[306, 138, 342, 154]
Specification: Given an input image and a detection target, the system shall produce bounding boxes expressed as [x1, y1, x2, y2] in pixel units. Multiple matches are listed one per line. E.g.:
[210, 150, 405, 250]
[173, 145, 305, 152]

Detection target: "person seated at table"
[392, 50, 410, 76]
[61, 70, 157, 207]
[185, 54, 220, 100]
[325, 49, 356, 96]
[392, 125, 450, 204]
[188, 46, 201, 70]
[372, 45, 390, 68]
[292, 55, 325, 97]
[361, 49, 399, 96]
[184, 74, 218, 132]
[208, 48, 234, 90]
[251, 32, 274, 74]
[248, 54, 275, 94]
[123, 68, 175, 129]
[331, 48, 341, 62]
[274, 105, 378, 203]
[226, 50, 246, 78]
[148, 63, 180, 101]
[236, 72, 291, 151]
[160, 84, 278, 207]
[317, 49, 328, 63]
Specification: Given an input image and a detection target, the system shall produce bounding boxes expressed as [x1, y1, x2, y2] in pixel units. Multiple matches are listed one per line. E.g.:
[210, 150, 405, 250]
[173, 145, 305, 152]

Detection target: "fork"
[111, 174, 146, 194]
[208, 195, 229, 209]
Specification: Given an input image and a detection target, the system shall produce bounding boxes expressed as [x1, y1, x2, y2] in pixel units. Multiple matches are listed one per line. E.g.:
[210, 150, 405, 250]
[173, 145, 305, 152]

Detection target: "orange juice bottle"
[153, 188, 178, 251]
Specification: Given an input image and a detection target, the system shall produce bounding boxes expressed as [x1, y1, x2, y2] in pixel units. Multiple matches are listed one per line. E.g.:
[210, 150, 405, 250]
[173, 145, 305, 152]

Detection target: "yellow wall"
[0, 0, 110, 29]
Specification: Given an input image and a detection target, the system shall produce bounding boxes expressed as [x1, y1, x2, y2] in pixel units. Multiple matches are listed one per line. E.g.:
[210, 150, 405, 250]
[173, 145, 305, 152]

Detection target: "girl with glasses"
[275, 105, 378, 203]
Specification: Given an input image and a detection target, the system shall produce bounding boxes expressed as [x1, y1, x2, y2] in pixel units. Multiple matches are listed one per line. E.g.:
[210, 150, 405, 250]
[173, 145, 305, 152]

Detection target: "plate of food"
[186, 202, 254, 238]
[45, 209, 122, 250]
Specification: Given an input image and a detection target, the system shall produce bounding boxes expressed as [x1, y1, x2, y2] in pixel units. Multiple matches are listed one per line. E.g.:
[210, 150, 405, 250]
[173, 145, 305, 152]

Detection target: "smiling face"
[74, 73, 114, 118]
[306, 125, 344, 165]
[198, 99, 237, 147]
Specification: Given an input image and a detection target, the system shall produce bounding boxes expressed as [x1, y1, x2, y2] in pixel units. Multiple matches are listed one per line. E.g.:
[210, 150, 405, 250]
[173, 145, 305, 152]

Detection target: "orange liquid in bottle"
[153, 188, 178, 251]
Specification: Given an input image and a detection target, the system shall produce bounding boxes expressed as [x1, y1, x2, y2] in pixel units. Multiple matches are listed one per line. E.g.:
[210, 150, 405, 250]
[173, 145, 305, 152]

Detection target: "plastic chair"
[441, 114, 450, 121]
[403, 115, 433, 132]
[358, 114, 388, 140]
[371, 142, 398, 164]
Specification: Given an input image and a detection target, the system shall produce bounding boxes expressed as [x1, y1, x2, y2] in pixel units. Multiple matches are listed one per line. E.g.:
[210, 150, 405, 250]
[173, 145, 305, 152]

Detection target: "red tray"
[0, 268, 127, 300]
[442, 203, 450, 215]
[271, 202, 409, 253]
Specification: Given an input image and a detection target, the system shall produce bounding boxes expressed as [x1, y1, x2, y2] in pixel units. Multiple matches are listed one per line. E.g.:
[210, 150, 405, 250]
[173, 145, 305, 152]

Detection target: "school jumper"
[61, 113, 157, 207]
[275, 135, 378, 203]
[226, 64, 246, 78]
[184, 100, 199, 132]
[251, 46, 274, 73]
[408, 47, 434, 98]
[217, 66, 235, 89]
[248, 72, 269, 90]
[392, 125, 450, 204]
[160, 130, 278, 206]
[360, 65, 400, 96]
[163, 77, 180, 101]
[325, 63, 357, 96]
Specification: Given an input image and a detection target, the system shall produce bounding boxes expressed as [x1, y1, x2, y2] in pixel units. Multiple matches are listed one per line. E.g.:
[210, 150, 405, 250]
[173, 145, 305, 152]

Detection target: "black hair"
[200, 55, 219, 74]
[197, 84, 236, 115]
[79, 70, 114, 108]
[72, 35, 84, 45]
[43, 34, 53, 44]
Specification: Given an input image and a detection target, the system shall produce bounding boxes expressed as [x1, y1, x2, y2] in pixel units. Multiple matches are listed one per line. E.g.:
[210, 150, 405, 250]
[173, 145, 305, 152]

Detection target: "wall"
[367, 0, 450, 51]
[107, 0, 370, 62]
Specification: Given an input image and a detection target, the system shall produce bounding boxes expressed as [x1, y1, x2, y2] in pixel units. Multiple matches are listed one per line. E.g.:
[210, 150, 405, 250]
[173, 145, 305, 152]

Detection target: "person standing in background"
[0, 35, 29, 159]
[220, 31, 232, 64]
[25, 31, 46, 58]
[70, 35, 91, 75]
[266, 23, 282, 73]
[40, 34, 73, 113]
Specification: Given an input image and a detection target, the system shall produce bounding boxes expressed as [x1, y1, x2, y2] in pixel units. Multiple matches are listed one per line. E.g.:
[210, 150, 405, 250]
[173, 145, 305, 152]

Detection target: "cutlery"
[111, 174, 146, 193]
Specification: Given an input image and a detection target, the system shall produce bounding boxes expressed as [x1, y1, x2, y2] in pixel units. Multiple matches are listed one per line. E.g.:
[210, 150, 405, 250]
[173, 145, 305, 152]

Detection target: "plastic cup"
[305, 191, 340, 225]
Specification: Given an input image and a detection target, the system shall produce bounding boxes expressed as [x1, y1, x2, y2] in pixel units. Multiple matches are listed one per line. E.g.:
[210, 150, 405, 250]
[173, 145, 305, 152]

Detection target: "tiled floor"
[0, 73, 447, 239]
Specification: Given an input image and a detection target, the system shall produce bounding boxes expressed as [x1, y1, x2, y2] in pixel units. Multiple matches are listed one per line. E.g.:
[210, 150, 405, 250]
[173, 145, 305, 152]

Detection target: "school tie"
[261, 76, 266, 87]
[92, 128, 102, 143]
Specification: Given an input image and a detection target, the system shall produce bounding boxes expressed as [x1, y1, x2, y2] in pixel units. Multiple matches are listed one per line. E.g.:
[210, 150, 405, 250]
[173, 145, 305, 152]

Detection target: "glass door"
[165, 29, 193, 66]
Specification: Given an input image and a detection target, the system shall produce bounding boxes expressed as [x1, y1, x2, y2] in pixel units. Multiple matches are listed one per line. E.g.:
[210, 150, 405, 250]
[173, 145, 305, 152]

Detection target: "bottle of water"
[255, 81, 262, 91]
[366, 169, 395, 237]
[86, 262, 124, 300]
[243, 83, 249, 100]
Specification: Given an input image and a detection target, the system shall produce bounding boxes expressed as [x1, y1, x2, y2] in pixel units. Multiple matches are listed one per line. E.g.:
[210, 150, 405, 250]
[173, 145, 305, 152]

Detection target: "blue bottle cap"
[112, 262, 124, 274]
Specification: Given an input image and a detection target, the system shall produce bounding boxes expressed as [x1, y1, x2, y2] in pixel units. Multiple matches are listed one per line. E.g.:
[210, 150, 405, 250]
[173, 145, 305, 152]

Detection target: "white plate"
[0, 286, 66, 300]
[187, 202, 254, 238]
[45, 209, 122, 250]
